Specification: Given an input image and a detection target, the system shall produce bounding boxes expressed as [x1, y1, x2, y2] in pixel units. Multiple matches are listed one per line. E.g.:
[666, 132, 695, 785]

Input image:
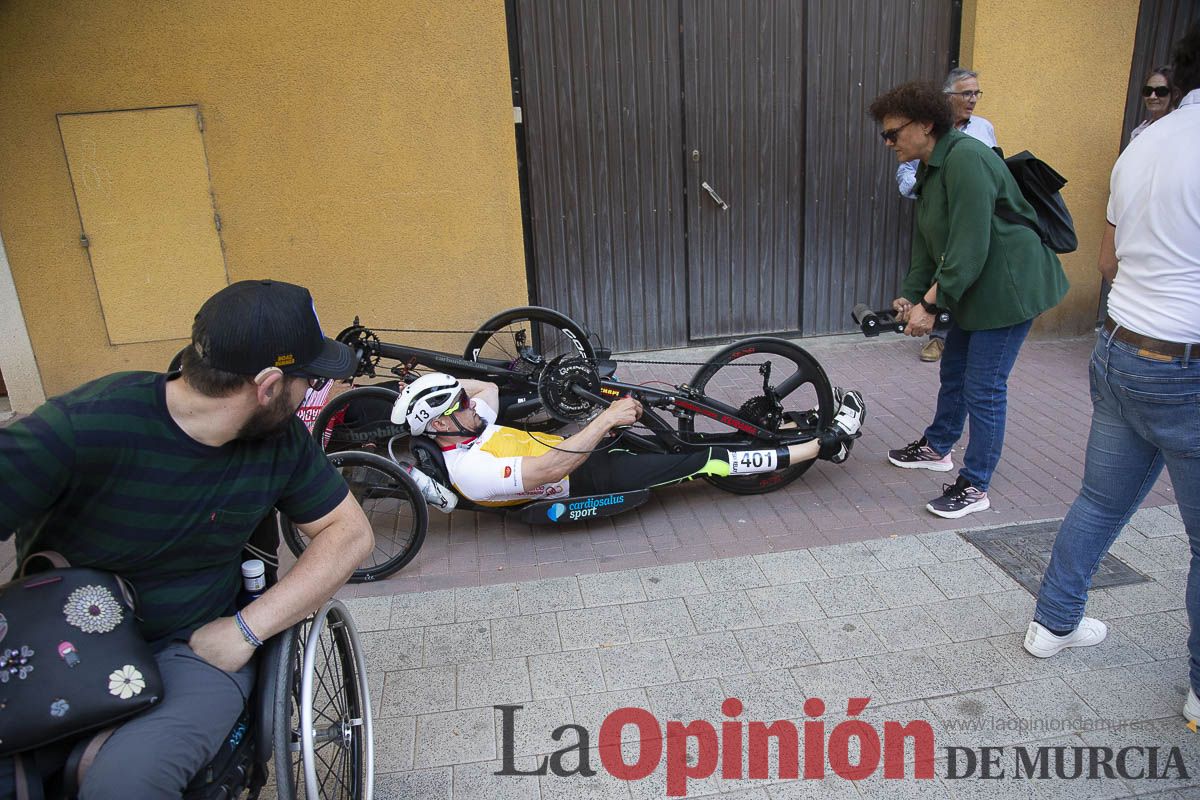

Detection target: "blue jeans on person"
[923, 319, 1033, 491]
[1035, 330, 1200, 691]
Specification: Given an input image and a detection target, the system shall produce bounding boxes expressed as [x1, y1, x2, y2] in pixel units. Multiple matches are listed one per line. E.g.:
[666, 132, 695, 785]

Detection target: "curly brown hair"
[868, 81, 954, 138]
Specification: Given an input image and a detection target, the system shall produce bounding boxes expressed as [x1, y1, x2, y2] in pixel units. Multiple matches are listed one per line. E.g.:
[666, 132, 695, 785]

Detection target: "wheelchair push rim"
[298, 599, 374, 800]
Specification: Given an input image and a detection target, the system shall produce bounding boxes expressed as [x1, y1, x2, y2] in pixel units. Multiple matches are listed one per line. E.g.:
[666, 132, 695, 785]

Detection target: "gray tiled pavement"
[3, 332, 1193, 798]
[338, 505, 1200, 799]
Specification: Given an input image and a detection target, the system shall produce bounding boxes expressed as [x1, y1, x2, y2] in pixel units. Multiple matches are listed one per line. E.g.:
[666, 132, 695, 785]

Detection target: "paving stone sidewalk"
[338, 504, 1199, 800]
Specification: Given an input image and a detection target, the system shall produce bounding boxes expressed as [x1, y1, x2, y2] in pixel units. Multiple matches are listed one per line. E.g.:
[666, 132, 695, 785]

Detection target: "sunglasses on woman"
[880, 119, 915, 144]
[1142, 85, 1170, 98]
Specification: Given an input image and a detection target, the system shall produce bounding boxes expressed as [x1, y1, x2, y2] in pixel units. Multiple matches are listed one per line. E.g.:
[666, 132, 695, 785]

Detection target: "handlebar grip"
[852, 303, 882, 336]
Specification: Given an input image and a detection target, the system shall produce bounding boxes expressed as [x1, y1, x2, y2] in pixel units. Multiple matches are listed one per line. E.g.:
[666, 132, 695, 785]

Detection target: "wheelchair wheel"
[680, 337, 835, 495]
[463, 306, 596, 432]
[310, 386, 405, 454]
[273, 600, 374, 800]
[282, 450, 428, 583]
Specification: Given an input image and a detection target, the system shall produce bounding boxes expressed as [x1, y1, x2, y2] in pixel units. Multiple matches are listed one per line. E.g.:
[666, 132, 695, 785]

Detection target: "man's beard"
[238, 388, 302, 441]
[446, 413, 486, 438]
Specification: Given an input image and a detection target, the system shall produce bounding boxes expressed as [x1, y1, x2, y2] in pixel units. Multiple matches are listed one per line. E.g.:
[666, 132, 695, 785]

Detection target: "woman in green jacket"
[868, 81, 1069, 519]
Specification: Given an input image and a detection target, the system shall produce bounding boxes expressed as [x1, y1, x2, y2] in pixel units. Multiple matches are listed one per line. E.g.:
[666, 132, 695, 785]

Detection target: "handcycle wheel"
[310, 386, 404, 454]
[679, 337, 835, 495]
[282, 450, 428, 583]
[463, 306, 596, 432]
[273, 600, 374, 800]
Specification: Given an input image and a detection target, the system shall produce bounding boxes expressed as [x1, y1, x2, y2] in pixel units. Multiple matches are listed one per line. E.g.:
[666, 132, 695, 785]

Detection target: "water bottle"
[238, 559, 267, 608]
[403, 464, 458, 514]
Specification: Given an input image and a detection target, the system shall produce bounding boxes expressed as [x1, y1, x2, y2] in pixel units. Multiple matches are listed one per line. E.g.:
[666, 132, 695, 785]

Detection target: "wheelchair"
[178, 598, 375, 800]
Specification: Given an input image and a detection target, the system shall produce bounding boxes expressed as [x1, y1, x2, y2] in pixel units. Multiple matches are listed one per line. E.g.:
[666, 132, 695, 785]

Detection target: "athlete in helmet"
[393, 374, 866, 506]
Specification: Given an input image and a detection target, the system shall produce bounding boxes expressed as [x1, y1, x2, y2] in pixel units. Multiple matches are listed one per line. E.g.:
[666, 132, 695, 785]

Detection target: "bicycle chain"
[361, 327, 768, 368]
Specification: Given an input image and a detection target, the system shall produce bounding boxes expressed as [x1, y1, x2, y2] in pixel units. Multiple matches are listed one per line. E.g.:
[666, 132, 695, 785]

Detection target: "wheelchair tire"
[679, 337, 835, 495]
[282, 450, 428, 583]
[463, 306, 595, 432]
[273, 600, 374, 800]
[310, 385, 405, 455]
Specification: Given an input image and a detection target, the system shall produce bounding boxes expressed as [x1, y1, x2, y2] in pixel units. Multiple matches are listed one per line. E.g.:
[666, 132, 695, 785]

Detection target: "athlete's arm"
[519, 397, 642, 490]
[458, 378, 500, 410]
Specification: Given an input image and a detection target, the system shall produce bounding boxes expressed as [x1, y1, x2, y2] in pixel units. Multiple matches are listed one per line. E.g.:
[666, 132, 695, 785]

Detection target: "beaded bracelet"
[234, 610, 263, 648]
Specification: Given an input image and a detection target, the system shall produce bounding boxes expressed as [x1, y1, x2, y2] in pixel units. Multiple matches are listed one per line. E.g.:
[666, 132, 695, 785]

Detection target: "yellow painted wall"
[961, 0, 1141, 336]
[0, 1, 528, 398]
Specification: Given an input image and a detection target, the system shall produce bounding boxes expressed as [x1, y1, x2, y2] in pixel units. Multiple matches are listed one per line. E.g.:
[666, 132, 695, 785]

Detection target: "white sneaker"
[1023, 618, 1107, 658]
[1184, 688, 1200, 726]
[826, 390, 866, 464]
[832, 389, 866, 437]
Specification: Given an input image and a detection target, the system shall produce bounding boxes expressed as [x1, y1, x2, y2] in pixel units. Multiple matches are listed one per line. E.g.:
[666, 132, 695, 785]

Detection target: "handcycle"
[288, 306, 841, 583]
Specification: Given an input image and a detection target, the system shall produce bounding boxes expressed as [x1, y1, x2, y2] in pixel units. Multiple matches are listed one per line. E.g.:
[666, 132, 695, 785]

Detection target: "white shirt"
[1106, 89, 1200, 342]
[442, 398, 570, 505]
[897, 115, 997, 199]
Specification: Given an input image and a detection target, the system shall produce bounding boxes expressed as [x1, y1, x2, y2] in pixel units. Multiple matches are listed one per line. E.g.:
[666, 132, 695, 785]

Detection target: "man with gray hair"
[895, 67, 998, 362]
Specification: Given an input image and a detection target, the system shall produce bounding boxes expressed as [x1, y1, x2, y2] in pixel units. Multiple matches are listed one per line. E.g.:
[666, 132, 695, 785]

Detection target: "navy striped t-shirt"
[0, 371, 349, 643]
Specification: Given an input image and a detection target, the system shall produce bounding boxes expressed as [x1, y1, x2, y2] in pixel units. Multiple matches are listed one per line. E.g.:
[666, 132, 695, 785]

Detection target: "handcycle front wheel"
[282, 450, 428, 583]
[310, 385, 404, 455]
[463, 306, 596, 432]
[272, 600, 374, 800]
[679, 337, 835, 495]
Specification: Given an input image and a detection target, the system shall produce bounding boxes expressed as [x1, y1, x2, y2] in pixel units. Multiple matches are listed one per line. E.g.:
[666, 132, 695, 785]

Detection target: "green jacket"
[901, 130, 1069, 330]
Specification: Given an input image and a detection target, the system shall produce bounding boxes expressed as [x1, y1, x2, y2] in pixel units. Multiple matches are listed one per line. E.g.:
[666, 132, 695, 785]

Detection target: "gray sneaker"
[888, 437, 953, 471]
[926, 476, 990, 519]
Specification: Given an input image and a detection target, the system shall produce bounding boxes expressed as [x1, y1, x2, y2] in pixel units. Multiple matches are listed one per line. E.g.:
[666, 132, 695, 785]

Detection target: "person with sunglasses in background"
[1130, 65, 1182, 142]
[869, 81, 1068, 519]
[895, 68, 998, 364]
[0, 279, 374, 798]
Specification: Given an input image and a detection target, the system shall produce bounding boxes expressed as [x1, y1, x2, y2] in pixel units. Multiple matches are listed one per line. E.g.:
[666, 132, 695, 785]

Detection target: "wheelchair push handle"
[851, 302, 951, 337]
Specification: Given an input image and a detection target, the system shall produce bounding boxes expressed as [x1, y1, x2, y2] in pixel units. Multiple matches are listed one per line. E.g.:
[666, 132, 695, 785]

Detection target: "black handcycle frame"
[298, 306, 838, 582]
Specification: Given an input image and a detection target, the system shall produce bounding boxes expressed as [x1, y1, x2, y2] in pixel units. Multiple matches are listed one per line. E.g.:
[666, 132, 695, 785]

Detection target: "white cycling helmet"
[391, 373, 464, 436]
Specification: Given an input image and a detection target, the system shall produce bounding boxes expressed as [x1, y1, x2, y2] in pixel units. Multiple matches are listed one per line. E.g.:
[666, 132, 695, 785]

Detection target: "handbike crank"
[536, 356, 604, 424]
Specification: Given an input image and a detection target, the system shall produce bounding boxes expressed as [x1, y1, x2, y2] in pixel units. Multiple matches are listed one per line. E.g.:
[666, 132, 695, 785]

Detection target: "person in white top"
[895, 68, 997, 363]
[1025, 24, 1200, 729]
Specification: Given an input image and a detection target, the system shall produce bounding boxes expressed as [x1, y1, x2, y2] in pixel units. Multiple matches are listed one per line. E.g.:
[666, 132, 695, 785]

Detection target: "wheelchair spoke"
[315, 628, 349, 721]
[318, 741, 354, 799]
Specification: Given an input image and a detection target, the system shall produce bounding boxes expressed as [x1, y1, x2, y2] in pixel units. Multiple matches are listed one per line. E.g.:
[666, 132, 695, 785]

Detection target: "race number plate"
[728, 449, 779, 475]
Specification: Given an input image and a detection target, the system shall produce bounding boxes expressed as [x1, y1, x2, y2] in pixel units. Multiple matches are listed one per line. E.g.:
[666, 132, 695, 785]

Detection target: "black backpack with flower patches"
[0, 553, 162, 758]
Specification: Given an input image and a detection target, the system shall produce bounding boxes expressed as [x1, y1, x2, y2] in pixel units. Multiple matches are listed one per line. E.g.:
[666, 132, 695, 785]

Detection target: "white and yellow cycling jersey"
[442, 398, 570, 506]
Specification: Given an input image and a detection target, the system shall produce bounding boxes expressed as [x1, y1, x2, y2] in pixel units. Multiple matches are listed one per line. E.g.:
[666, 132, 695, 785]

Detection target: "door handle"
[700, 181, 730, 211]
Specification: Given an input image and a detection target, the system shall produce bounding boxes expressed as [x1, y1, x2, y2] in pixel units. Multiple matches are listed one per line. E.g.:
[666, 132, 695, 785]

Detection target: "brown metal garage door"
[512, 0, 957, 351]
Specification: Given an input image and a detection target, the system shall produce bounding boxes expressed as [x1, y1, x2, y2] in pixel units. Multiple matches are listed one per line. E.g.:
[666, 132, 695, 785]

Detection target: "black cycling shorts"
[569, 446, 731, 495]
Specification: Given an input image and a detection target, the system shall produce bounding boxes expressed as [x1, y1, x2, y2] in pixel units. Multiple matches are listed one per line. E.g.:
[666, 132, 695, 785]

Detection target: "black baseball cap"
[192, 280, 356, 378]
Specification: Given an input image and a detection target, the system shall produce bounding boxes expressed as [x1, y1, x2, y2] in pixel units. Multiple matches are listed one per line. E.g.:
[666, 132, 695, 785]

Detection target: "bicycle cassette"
[537, 357, 603, 423]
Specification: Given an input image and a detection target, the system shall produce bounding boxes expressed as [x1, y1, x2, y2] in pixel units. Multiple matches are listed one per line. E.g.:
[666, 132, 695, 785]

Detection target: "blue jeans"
[923, 319, 1033, 491]
[1035, 331, 1200, 690]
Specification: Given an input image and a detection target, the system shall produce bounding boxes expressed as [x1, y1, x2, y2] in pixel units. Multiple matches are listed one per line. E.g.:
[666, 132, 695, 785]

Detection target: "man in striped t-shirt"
[0, 280, 373, 798]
